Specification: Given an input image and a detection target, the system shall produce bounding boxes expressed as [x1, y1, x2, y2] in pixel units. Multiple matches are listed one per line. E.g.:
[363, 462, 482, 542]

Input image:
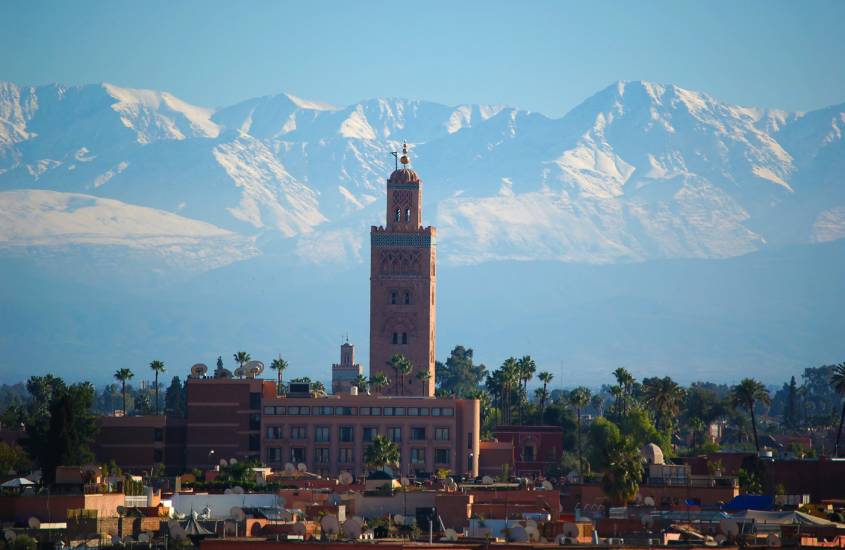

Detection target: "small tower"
[332, 340, 363, 394]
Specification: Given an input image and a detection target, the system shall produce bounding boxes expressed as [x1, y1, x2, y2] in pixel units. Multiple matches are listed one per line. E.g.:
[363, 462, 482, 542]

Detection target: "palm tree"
[114, 368, 134, 416]
[689, 416, 706, 450]
[233, 351, 251, 377]
[370, 373, 390, 394]
[730, 378, 771, 452]
[364, 434, 400, 472]
[591, 394, 605, 418]
[642, 376, 685, 432]
[517, 355, 536, 394]
[501, 357, 520, 424]
[270, 356, 288, 396]
[613, 367, 635, 415]
[537, 371, 553, 421]
[570, 386, 591, 475]
[831, 363, 845, 457]
[388, 354, 412, 396]
[310, 380, 326, 397]
[149, 360, 166, 415]
[601, 437, 642, 505]
[353, 374, 369, 393]
[415, 369, 431, 392]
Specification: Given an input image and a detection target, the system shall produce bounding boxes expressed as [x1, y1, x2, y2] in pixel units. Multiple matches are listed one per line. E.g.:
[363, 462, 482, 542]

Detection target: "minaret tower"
[369, 143, 436, 397]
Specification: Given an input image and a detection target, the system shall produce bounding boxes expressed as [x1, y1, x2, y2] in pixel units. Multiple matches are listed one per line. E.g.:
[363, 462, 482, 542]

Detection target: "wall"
[170, 493, 280, 519]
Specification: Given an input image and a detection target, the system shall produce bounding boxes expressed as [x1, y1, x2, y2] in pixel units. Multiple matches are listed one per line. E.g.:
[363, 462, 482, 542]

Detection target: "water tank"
[350, 386, 359, 396]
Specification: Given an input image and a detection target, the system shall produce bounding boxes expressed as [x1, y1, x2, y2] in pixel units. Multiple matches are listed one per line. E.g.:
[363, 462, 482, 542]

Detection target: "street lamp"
[208, 449, 215, 468]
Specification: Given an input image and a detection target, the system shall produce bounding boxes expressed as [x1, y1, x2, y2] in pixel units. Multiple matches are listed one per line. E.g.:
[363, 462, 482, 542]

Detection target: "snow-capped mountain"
[0, 79, 843, 268]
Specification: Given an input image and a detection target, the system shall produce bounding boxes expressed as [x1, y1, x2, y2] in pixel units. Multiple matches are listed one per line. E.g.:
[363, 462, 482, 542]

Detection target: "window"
[315, 448, 330, 464]
[392, 332, 399, 345]
[408, 407, 419, 417]
[249, 433, 260, 451]
[363, 427, 378, 442]
[404, 291, 411, 305]
[395, 208, 401, 222]
[274, 406, 286, 415]
[384, 407, 394, 416]
[154, 449, 163, 462]
[391, 291, 397, 305]
[432, 408, 441, 417]
[394, 407, 406, 416]
[335, 407, 356, 416]
[388, 427, 402, 442]
[263, 406, 276, 415]
[339, 426, 354, 442]
[411, 448, 425, 465]
[405, 208, 411, 222]
[434, 448, 449, 465]
[249, 393, 261, 410]
[419, 408, 429, 416]
[316, 406, 333, 416]
[435, 427, 450, 441]
[154, 428, 163, 442]
[338, 448, 353, 463]
[315, 426, 330, 442]
[266, 426, 282, 440]
[287, 406, 310, 416]
[523, 445, 535, 462]
[290, 447, 305, 463]
[290, 426, 307, 440]
[249, 413, 261, 430]
[411, 427, 426, 441]
[267, 447, 282, 462]
[401, 332, 408, 344]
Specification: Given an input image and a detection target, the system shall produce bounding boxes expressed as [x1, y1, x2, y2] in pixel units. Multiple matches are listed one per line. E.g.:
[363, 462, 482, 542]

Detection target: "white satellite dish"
[229, 457, 238, 465]
[525, 525, 540, 542]
[339, 471, 354, 485]
[393, 514, 405, 526]
[720, 520, 739, 537]
[216, 368, 233, 379]
[767, 533, 781, 547]
[344, 517, 363, 540]
[562, 522, 579, 539]
[284, 462, 295, 473]
[297, 463, 307, 472]
[447, 478, 458, 491]
[4, 530, 16, 541]
[509, 526, 528, 542]
[643, 496, 655, 506]
[224, 488, 233, 495]
[542, 480, 553, 490]
[230, 507, 246, 522]
[28, 517, 40, 529]
[232, 486, 244, 495]
[234, 366, 245, 378]
[293, 522, 307, 535]
[443, 528, 458, 541]
[400, 476, 410, 487]
[482, 475, 494, 485]
[245, 361, 264, 378]
[190, 363, 208, 378]
[321, 514, 340, 535]
[219, 458, 228, 467]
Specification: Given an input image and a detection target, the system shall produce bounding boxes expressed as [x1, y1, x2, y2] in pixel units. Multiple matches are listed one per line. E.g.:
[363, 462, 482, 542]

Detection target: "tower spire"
[399, 141, 410, 166]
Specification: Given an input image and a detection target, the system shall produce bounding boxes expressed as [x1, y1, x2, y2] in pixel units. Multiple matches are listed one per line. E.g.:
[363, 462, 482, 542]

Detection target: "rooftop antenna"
[390, 150, 398, 171]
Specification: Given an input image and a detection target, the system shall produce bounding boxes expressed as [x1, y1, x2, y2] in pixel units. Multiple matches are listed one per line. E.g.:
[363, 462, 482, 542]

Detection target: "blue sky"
[2, 1, 844, 116]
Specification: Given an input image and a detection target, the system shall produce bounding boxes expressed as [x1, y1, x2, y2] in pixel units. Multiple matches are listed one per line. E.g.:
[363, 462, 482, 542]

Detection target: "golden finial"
[399, 141, 410, 166]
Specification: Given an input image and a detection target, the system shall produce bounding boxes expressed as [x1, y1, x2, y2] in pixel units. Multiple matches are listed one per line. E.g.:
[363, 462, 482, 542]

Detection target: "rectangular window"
[316, 406, 333, 416]
[388, 427, 402, 443]
[275, 406, 285, 415]
[249, 393, 261, 410]
[315, 426, 330, 442]
[290, 426, 307, 440]
[315, 448, 330, 464]
[468, 432, 473, 450]
[338, 448, 353, 463]
[266, 426, 282, 440]
[370, 407, 381, 416]
[249, 433, 260, 451]
[434, 448, 449, 465]
[290, 447, 305, 463]
[360, 407, 370, 416]
[339, 426, 354, 442]
[154, 428, 163, 442]
[432, 408, 441, 417]
[411, 448, 425, 465]
[249, 413, 261, 431]
[394, 407, 406, 416]
[392, 332, 398, 345]
[408, 407, 419, 416]
[435, 427, 450, 441]
[267, 448, 282, 462]
[401, 332, 408, 344]
[288, 406, 310, 416]
[443, 408, 454, 417]
[384, 407, 394, 416]
[154, 449, 163, 462]
[411, 427, 426, 441]
[263, 406, 276, 415]
[363, 427, 378, 443]
[419, 408, 429, 416]
[335, 407, 356, 416]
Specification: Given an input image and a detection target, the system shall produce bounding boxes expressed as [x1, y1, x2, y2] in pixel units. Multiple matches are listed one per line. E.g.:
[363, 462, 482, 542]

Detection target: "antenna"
[390, 150, 399, 171]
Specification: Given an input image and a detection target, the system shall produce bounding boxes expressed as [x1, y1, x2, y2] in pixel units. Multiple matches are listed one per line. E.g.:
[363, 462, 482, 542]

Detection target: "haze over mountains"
[0, 80, 843, 385]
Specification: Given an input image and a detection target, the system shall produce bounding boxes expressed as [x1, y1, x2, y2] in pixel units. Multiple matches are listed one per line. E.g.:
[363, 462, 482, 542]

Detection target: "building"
[491, 425, 564, 477]
[369, 143, 436, 397]
[93, 415, 186, 474]
[331, 341, 363, 394]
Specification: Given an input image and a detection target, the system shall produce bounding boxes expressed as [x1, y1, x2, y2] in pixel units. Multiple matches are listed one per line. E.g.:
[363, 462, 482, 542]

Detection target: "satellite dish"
[562, 522, 579, 539]
[321, 514, 340, 535]
[641, 515, 654, 528]
[447, 478, 458, 491]
[767, 533, 781, 547]
[643, 496, 655, 507]
[216, 368, 233, 379]
[219, 458, 228, 467]
[400, 476, 410, 487]
[509, 526, 528, 542]
[444, 528, 458, 541]
[245, 361, 264, 378]
[542, 480, 553, 490]
[345, 517, 363, 540]
[230, 507, 246, 522]
[297, 463, 307, 472]
[229, 457, 238, 465]
[482, 475, 494, 485]
[232, 486, 244, 495]
[28, 517, 40, 529]
[234, 367, 245, 378]
[720, 520, 739, 537]
[224, 488, 233, 495]
[292, 522, 307, 535]
[339, 471, 354, 485]
[4, 529, 16, 541]
[525, 525, 540, 542]
[715, 535, 727, 545]
[190, 363, 208, 378]
[394, 514, 405, 526]
[284, 462, 295, 473]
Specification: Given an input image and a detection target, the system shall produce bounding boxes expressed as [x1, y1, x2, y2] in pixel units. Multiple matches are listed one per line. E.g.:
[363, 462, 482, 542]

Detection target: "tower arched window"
[403, 291, 410, 305]
[390, 291, 397, 305]
[392, 332, 399, 345]
[405, 208, 411, 222]
[395, 208, 401, 222]
[401, 332, 408, 345]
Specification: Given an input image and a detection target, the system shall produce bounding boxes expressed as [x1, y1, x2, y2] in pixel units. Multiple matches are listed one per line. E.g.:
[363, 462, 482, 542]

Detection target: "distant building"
[491, 425, 564, 477]
[331, 341, 362, 394]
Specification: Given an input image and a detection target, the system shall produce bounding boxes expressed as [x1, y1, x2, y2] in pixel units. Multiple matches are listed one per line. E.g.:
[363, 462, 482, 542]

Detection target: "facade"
[491, 425, 564, 476]
[93, 415, 186, 474]
[369, 144, 436, 397]
[331, 342, 363, 394]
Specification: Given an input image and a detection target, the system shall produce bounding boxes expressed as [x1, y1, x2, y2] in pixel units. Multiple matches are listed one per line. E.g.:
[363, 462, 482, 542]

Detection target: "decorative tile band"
[371, 233, 435, 248]
[387, 183, 421, 190]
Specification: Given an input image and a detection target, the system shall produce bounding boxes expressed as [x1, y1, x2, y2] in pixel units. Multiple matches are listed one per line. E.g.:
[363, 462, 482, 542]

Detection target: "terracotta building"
[369, 143, 436, 397]
[491, 425, 564, 477]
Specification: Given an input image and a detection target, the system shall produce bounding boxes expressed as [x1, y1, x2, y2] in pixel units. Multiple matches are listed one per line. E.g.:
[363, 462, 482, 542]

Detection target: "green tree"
[388, 354, 413, 396]
[353, 374, 369, 393]
[310, 380, 326, 396]
[612, 367, 636, 417]
[688, 416, 706, 450]
[364, 434, 400, 471]
[113, 368, 134, 416]
[270, 356, 288, 396]
[164, 376, 187, 418]
[233, 351, 251, 377]
[0, 441, 30, 475]
[569, 386, 591, 474]
[415, 369, 431, 391]
[435, 346, 488, 397]
[601, 436, 642, 505]
[731, 378, 771, 452]
[537, 371, 554, 420]
[135, 391, 154, 415]
[642, 376, 685, 432]
[831, 363, 845, 457]
[369, 373, 390, 394]
[149, 360, 166, 415]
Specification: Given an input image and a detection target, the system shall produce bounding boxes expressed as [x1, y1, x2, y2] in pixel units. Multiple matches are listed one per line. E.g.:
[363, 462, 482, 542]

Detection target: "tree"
[370, 373, 390, 394]
[642, 376, 685, 432]
[0, 441, 30, 475]
[148, 360, 166, 415]
[613, 367, 635, 415]
[113, 368, 134, 416]
[569, 387, 591, 475]
[601, 436, 642, 505]
[310, 380, 326, 397]
[435, 346, 488, 397]
[270, 356, 288, 396]
[689, 416, 706, 450]
[233, 351, 251, 377]
[134, 391, 154, 415]
[388, 354, 413, 396]
[164, 376, 187, 418]
[731, 378, 771, 452]
[831, 363, 845, 457]
[415, 369, 431, 391]
[353, 374, 369, 393]
[537, 372, 554, 420]
[591, 394, 605, 418]
[364, 434, 400, 471]
[517, 355, 536, 395]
